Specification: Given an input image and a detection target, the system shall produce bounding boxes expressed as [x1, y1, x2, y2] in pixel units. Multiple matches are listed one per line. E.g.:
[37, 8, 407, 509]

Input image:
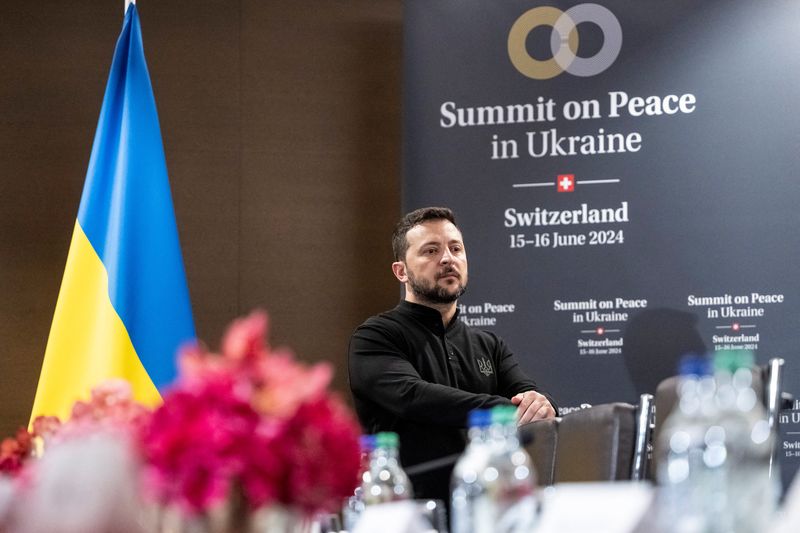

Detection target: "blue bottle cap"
[677, 353, 711, 377]
[468, 409, 491, 428]
[359, 434, 377, 452]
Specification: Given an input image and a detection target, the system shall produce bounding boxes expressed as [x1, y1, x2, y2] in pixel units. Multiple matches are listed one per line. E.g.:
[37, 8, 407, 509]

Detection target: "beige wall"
[0, 0, 402, 436]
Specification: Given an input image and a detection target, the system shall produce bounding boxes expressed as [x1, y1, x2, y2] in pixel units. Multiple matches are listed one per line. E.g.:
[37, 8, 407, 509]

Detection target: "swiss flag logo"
[557, 174, 575, 192]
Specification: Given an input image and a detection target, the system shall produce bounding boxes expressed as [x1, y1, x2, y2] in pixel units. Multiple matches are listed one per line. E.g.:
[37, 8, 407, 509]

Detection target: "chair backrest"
[520, 416, 559, 486]
[520, 395, 654, 485]
[554, 402, 638, 482]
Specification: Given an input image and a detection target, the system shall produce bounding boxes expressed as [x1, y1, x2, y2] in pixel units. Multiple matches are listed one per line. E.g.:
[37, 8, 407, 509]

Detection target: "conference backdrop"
[404, 0, 800, 481]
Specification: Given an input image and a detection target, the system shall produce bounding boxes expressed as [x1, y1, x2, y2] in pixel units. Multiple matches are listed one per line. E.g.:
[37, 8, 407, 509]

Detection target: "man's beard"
[407, 268, 467, 305]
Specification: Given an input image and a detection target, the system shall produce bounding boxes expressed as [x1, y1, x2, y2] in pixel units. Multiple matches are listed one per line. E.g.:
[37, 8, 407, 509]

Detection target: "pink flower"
[250, 354, 333, 418]
[31, 416, 61, 441]
[178, 342, 230, 384]
[221, 311, 268, 364]
[0, 428, 34, 476]
[140, 377, 263, 513]
[281, 395, 361, 514]
[139, 309, 362, 516]
[49, 379, 151, 443]
[238, 419, 286, 508]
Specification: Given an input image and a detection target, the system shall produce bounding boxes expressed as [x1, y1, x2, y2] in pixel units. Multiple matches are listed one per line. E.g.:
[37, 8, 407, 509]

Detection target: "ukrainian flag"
[30, 4, 195, 422]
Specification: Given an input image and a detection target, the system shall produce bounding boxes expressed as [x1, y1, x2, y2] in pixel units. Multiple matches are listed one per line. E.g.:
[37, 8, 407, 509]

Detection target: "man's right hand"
[511, 390, 556, 425]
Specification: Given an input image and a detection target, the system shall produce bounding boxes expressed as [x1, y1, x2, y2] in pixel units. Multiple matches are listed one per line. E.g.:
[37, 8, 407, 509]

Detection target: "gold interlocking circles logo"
[508, 3, 622, 80]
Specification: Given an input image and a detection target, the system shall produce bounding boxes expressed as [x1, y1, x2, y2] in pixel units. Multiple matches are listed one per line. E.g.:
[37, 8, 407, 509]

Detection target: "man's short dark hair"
[392, 207, 457, 261]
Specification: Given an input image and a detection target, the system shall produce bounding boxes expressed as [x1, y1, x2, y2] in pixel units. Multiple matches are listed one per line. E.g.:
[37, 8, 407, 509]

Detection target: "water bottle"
[360, 431, 413, 505]
[472, 405, 538, 533]
[712, 350, 778, 532]
[451, 409, 492, 533]
[343, 434, 376, 531]
[655, 354, 724, 533]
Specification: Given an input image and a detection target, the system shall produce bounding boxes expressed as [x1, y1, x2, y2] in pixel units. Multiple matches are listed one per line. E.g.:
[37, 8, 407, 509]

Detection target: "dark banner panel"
[404, 0, 800, 481]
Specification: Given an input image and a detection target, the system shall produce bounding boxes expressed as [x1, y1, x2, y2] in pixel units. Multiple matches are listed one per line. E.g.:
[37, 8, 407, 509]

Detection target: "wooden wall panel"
[0, 1, 120, 437]
[240, 1, 402, 394]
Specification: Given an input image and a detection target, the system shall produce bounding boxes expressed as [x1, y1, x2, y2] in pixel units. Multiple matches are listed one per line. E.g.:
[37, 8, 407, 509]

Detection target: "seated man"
[348, 206, 557, 502]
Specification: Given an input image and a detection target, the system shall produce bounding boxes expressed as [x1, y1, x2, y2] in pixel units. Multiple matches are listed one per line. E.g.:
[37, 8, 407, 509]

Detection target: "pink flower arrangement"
[139, 311, 362, 517]
[1, 382, 151, 483]
[0, 310, 361, 524]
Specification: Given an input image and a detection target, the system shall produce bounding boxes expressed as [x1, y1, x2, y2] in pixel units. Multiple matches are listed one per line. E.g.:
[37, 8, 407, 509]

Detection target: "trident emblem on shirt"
[477, 357, 494, 377]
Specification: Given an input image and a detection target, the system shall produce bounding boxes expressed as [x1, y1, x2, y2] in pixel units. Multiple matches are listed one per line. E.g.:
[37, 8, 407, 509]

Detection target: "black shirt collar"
[396, 300, 461, 332]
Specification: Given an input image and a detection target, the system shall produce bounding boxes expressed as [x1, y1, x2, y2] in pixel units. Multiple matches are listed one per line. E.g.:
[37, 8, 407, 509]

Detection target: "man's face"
[395, 219, 468, 305]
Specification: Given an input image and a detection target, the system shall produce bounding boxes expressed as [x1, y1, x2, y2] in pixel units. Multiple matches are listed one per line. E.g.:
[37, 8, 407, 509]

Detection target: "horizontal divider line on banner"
[512, 178, 620, 188]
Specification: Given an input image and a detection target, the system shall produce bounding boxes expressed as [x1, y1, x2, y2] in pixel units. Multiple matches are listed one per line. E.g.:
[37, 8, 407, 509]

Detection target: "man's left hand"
[511, 391, 556, 425]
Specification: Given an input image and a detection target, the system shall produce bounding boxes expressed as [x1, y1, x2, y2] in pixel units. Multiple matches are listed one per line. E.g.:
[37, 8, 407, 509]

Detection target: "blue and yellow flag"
[30, 4, 195, 422]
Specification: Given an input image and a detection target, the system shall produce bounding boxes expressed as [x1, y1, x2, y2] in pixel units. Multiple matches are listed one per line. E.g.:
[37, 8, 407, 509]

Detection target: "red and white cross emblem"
[557, 174, 575, 192]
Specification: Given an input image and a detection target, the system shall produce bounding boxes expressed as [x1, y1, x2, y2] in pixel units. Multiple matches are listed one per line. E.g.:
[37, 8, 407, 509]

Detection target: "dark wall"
[0, 0, 402, 437]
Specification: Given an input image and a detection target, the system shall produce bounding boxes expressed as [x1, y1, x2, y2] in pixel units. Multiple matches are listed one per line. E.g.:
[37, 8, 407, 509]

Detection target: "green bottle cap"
[375, 431, 399, 449]
[491, 405, 517, 425]
[713, 350, 755, 373]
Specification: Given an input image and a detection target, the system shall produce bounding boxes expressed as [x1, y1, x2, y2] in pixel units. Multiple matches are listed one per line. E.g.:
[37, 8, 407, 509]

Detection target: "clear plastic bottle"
[343, 434, 376, 531]
[655, 354, 724, 533]
[360, 431, 413, 505]
[451, 409, 492, 533]
[472, 405, 538, 533]
[712, 350, 778, 533]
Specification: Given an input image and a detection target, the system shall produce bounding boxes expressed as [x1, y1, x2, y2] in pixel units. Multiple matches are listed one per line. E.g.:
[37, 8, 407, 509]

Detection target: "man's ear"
[391, 261, 408, 283]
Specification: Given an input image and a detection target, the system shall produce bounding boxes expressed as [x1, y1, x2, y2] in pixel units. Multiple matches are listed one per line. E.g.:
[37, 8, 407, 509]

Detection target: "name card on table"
[537, 482, 654, 533]
[352, 501, 436, 533]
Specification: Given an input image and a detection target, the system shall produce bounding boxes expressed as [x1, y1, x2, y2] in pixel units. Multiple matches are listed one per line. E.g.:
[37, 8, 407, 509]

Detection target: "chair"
[520, 394, 653, 484]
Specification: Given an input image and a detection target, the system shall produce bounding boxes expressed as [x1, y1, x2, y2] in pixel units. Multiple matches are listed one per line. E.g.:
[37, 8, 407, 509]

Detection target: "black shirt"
[348, 300, 556, 500]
